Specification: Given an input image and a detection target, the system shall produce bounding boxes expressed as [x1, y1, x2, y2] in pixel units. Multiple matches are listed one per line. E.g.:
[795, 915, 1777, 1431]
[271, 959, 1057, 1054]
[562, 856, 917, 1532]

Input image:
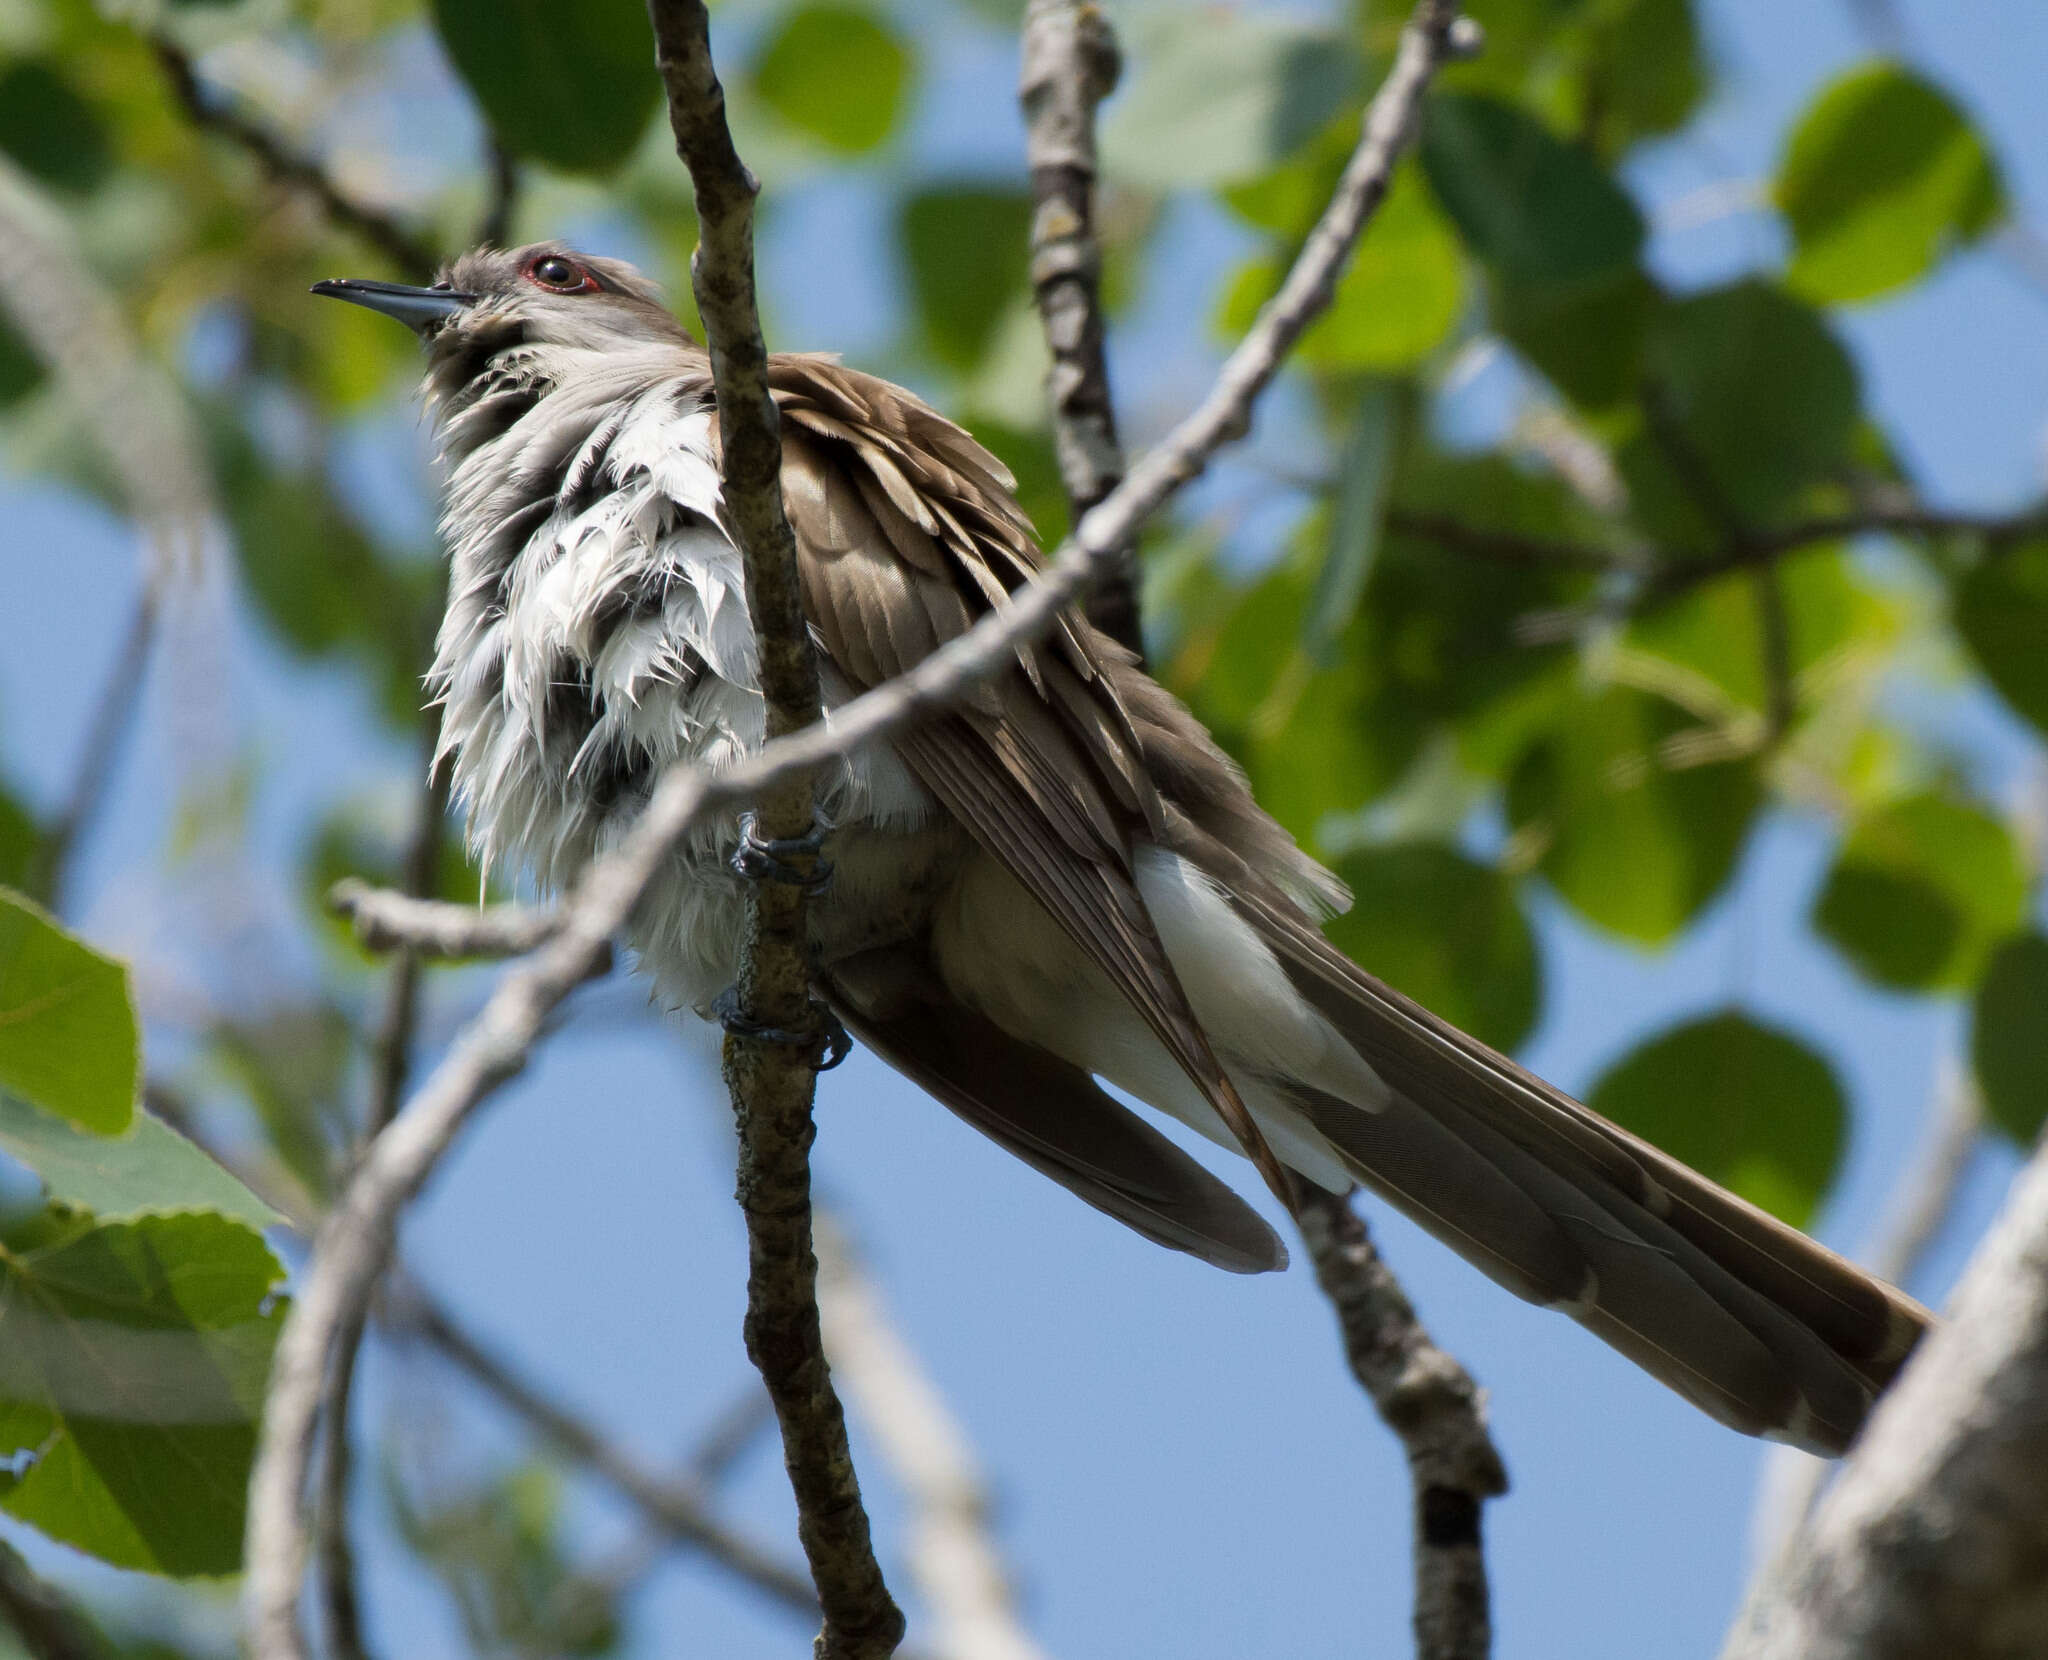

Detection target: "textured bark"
[647, 5, 903, 1656]
[1297, 1187, 1506, 1660]
[1722, 1132, 2048, 1660]
[1018, 0, 1139, 659]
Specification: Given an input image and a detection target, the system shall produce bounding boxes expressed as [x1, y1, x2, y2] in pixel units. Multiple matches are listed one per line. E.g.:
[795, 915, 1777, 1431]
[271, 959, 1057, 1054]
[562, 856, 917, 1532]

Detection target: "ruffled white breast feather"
[425, 368, 934, 1010]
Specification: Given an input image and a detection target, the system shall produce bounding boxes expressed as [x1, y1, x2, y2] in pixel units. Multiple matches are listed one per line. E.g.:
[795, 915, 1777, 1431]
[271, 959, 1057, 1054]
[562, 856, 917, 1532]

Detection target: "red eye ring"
[525, 253, 599, 294]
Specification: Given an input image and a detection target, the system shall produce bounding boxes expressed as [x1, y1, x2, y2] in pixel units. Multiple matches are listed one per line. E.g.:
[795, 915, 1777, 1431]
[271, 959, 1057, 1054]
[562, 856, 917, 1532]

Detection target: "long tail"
[1225, 876, 1930, 1456]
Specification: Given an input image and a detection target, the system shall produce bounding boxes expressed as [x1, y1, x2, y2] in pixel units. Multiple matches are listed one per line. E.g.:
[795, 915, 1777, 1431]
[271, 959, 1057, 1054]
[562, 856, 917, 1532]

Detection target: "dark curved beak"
[310, 278, 477, 334]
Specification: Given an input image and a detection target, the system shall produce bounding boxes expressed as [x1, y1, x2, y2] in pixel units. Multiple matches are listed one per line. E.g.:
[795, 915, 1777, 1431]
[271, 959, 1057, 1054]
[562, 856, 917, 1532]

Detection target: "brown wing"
[821, 945, 1286, 1274]
[762, 356, 1296, 1209]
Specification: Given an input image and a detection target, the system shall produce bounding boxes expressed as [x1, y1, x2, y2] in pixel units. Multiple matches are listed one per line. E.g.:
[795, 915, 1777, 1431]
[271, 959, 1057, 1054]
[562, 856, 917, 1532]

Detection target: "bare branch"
[316, 729, 453, 1660]
[382, 1278, 823, 1618]
[816, 1215, 1051, 1660]
[1295, 1187, 1506, 1660]
[327, 879, 564, 960]
[476, 139, 521, 251]
[1019, 0, 1138, 658]
[646, 3, 896, 1654]
[243, 5, 1467, 1648]
[29, 590, 157, 911]
[1386, 503, 2048, 592]
[150, 36, 436, 280]
[685, 1382, 778, 1491]
[1721, 1121, 2048, 1660]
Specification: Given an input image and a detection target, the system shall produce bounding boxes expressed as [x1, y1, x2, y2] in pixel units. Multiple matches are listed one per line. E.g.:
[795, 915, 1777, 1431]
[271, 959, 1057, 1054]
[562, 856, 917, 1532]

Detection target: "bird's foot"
[729, 811, 834, 894]
[711, 985, 851, 1071]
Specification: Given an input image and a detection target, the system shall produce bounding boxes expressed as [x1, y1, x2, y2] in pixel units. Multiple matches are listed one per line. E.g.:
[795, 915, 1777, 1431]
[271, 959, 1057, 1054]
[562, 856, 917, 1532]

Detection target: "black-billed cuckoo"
[314, 242, 1929, 1455]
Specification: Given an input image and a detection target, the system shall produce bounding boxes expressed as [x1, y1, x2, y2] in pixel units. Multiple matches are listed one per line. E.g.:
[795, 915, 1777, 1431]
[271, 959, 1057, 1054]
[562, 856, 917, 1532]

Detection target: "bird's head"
[312, 242, 693, 407]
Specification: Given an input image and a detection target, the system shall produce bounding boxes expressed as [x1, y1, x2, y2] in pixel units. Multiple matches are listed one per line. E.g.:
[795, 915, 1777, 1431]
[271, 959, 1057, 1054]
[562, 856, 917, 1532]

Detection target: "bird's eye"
[526, 254, 597, 294]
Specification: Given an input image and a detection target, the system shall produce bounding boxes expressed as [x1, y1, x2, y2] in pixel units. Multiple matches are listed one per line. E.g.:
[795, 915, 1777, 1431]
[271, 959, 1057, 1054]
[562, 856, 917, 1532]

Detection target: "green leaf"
[1621, 546, 1885, 721]
[1956, 540, 2048, 738]
[1308, 380, 1401, 660]
[1560, 0, 1706, 157]
[391, 1459, 621, 1657]
[1493, 267, 1655, 411]
[1505, 686, 1761, 945]
[0, 317, 42, 410]
[0, 1098, 282, 1231]
[1777, 61, 2005, 306]
[1813, 792, 2027, 992]
[0, 1208, 286, 1575]
[431, 0, 658, 175]
[1644, 279, 1859, 524]
[0, 62, 112, 196]
[1972, 933, 2048, 1145]
[209, 1007, 355, 1207]
[1421, 92, 1645, 294]
[898, 186, 1033, 372]
[0, 787, 39, 893]
[0, 892, 135, 1135]
[750, 4, 912, 156]
[1101, 12, 1355, 190]
[1218, 164, 1464, 372]
[1589, 1012, 1846, 1227]
[1369, 452, 1602, 721]
[1324, 843, 1541, 1052]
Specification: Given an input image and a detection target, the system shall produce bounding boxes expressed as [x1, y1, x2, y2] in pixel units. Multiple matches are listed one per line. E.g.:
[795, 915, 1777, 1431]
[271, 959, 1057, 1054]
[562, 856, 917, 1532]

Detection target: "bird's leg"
[711, 985, 851, 1071]
[720, 809, 848, 1069]
[729, 809, 834, 894]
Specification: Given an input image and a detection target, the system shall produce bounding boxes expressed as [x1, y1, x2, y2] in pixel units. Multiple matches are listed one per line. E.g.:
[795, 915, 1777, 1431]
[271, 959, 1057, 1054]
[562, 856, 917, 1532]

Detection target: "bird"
[314, 241, 1930, 1456]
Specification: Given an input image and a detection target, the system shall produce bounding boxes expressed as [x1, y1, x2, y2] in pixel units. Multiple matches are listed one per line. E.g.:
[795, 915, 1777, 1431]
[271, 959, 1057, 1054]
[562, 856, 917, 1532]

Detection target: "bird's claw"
[712, 986, 851, 1071]
[729, 810, 834, 894]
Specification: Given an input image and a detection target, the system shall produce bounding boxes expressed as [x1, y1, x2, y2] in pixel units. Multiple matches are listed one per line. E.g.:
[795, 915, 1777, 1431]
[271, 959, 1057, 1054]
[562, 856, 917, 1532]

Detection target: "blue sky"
[3, 0, 2046, 1655]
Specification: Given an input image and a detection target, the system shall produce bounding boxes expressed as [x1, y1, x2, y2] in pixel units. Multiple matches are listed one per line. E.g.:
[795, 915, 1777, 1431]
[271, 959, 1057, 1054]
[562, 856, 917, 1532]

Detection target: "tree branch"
[645, 5, 897, 1655]
[1295, 1187, 1507, 1660]
[28, 589, 157, 911]
[150, 36, 436, 280]
[1018, 0, 1139, 659]
[1720, 1115, 2048, 1660]
[1386, 502, 2048, 596]
[315, 729, 452, 1660]
[816, 1214, 1051, 1660]
[327, 879, 564, 960]
[242, 4, 1468, 1647]
[382, 1278, 824, 1619]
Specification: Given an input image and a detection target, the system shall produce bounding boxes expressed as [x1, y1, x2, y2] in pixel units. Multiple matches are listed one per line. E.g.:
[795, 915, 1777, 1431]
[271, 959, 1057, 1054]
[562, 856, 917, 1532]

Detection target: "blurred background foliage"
[0, 0, 2045, 1653]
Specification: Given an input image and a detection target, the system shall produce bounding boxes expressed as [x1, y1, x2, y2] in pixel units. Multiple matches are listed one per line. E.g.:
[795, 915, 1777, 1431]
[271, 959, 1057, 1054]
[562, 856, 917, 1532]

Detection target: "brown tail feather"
[1234, 885, 1932, 1455]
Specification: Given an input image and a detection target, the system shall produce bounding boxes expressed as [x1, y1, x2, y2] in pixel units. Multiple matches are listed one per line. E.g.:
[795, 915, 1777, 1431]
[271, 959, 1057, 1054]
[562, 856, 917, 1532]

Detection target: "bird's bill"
[309, 277, 477, 333]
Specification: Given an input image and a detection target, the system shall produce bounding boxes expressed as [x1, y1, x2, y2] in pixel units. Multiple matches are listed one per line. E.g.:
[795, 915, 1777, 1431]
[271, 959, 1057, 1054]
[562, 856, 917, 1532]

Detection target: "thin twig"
[1019, 0, 1138, 658]
[151, 36, 435, 280]
[1295, 1187, 1506, 1660]
[327, 879, 564, 959]
[382, 1278, 823, 1618]
[1751, 569, 1795, 745]
[1386, 503, 2048, 591]
[29, 590, 158, 911]
[316, 728, 452, 1660]
[645, 3, 893, 1654]
[476, 139, 521, 251]
[241, 6, 1469, 1648]
[816, 1215, 1051, 1660]
[0, 1539, 112, 1660]
[685, 1383, 778, 1491]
